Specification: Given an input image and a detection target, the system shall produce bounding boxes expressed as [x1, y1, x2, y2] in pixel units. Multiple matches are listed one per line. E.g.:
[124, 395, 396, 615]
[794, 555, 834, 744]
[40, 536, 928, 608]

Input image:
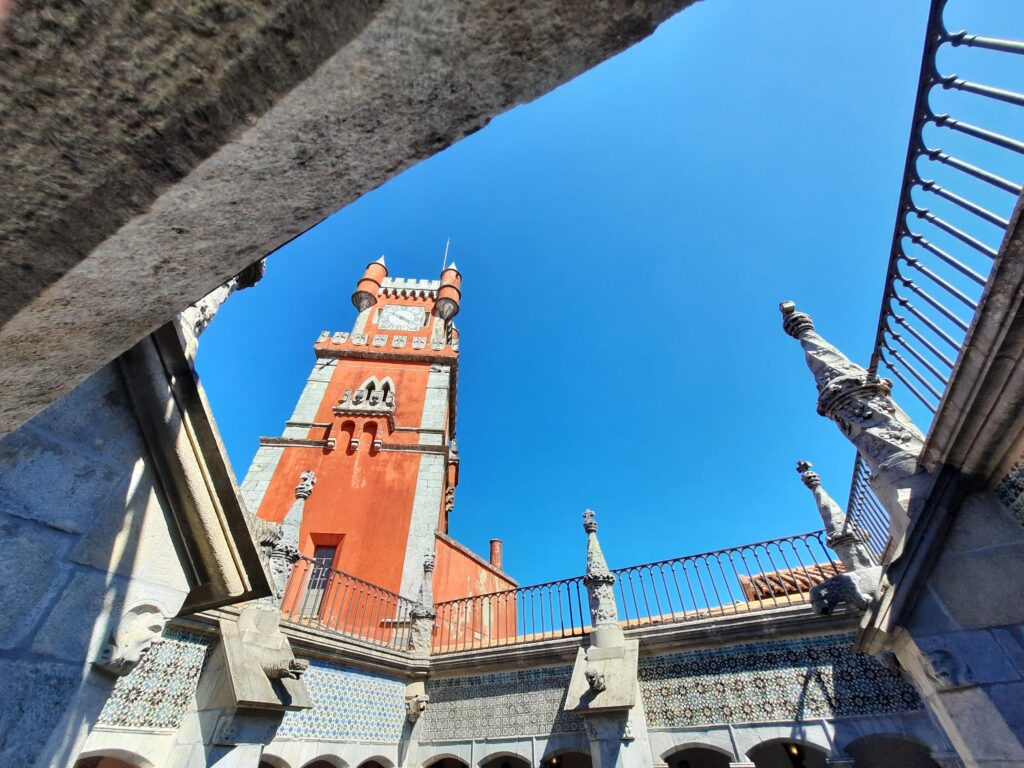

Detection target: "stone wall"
[638, 633, 922, 728]
[994, 456, 1024, 527]
[0, 363, 194, 767]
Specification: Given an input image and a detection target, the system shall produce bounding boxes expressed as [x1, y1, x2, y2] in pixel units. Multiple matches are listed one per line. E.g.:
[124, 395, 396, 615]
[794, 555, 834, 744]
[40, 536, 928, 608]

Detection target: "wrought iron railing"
[432, 531, 836, 654]
[279, 557, 418, 651]
[846, 0, 1024, 546]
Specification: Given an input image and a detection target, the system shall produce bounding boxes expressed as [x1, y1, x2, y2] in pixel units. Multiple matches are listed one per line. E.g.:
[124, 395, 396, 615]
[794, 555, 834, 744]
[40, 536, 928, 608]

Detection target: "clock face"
[378, 304, 425, 331]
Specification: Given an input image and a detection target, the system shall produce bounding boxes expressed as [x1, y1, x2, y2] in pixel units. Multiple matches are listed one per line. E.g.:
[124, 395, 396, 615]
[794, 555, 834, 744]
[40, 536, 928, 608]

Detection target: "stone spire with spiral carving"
[582, 509, 623, 648]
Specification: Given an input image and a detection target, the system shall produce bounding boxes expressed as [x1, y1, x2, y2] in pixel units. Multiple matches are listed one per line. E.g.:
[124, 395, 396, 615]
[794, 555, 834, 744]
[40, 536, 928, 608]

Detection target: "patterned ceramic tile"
[97, 630, 210, 729]
[277, 659, 407, 742]
[421, 666, 584, 741]
[995, 457, 1024, 527]
[638, 633, 922, 728]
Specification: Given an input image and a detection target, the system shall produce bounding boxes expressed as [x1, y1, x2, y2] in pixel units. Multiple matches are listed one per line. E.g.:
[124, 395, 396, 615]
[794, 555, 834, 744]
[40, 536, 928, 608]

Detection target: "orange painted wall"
[255, 357, 437, 595]
[434, 534, 515, 603]
[433, 534, 517, 650]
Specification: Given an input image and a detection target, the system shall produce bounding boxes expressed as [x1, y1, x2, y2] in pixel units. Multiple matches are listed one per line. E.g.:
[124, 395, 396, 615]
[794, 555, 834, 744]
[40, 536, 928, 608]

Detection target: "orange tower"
[241, 258, 514, 606]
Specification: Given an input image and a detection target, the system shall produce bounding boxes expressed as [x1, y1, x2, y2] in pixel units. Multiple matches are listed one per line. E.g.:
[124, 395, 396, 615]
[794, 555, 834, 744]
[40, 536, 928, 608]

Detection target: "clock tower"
[241, 257, 514, 606]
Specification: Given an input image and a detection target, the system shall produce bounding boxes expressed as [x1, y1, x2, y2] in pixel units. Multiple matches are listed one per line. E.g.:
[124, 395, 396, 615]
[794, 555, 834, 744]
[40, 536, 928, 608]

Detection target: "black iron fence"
[432, 531, 836, 654]
[279, 556, 418, 651]
[846, 0, 1024, 547]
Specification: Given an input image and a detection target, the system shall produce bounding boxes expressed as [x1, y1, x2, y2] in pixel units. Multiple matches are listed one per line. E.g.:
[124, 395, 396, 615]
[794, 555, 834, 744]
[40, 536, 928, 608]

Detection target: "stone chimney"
[489, 539, 503, 569]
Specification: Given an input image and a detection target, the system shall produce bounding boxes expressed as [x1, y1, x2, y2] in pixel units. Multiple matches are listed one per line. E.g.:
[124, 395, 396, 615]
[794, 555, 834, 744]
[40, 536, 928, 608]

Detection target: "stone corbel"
[216, 604, 312, 712]
[93, 602, 168, 676]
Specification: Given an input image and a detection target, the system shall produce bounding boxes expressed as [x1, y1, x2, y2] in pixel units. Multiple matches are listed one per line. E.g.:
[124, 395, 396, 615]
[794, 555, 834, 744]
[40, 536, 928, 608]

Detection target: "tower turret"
[435, 262, 462, 320]
[351, 256, 388, 311]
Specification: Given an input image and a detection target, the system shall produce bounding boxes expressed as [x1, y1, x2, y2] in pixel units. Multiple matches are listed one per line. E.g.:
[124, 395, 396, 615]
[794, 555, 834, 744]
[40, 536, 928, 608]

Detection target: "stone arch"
[357, 756, 396, 768]
[842, 734, 942, 768]
[662, 743, 733, 761]
[423, 754, 471, 768]
[258, 755, 293, 768]
[746, 738, 829, 768]
[74, 749, 156, 768]
[478, 750, 532, 768]
[539, 750, 592, 768]
[662, 743, 733, 768]
[300, 757, 349, 768]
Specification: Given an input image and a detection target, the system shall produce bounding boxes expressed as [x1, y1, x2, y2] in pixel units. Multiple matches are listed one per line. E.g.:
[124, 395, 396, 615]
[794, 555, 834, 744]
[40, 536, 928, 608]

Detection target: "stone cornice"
[179, 602, 859, 682]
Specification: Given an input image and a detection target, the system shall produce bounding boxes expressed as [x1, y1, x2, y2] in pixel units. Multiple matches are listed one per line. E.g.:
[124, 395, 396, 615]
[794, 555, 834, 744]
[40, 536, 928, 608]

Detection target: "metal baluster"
[922, 147, 1023, 195]
[930, 113, 1024, 155]
[915, 179, 1009, 228]
[946, 30, 1024, 56]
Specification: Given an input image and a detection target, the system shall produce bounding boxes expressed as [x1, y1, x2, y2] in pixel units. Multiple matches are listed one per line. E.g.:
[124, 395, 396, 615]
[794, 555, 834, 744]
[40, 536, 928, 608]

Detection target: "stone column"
[780, 302, 934, 553]
[567, 510, 652, 768]
[796, 461, 881, 614]
[261, 470, 315, 601]
[408, 555, 437, 657]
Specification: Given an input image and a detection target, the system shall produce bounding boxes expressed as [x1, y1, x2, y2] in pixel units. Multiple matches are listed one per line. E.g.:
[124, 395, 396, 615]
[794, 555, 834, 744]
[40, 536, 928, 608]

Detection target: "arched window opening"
[427, 759, 469, 768]
[845, 735, 941, 768]
[75, 757, 144, 768]
[747, 741, 828, 768]
[541, 753, 591, 768]
[666, 747, 731, 768]
[480, 755, 529, 768]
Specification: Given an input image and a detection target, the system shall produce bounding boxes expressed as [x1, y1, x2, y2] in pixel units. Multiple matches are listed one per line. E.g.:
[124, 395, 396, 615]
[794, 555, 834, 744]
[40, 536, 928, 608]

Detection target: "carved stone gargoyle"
[797, 461, 882, 615]
[93, 602, 168, 676]
[406, 692, 430, 723]
[217, 604, 312, 712]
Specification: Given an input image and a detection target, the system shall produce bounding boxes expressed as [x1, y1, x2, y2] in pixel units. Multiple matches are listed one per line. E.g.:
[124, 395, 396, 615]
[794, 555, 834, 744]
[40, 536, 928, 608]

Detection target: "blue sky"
[198, 0, 1021, 586]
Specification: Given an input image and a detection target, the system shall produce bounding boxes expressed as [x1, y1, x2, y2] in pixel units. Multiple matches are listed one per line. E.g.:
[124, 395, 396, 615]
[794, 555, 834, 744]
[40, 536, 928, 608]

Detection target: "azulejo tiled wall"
[995, 457, 1024, 527]
[421, 665, 584, 741]
[276, 659, 407, 742]
[639, 633, 922, 728]
[97, 630, 211, 730]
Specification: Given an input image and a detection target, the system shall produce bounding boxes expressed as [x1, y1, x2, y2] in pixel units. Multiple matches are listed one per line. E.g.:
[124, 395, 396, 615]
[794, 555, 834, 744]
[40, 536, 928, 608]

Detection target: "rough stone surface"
[0, 659, 82, 766]
[0, 515, 75, 649]
[0, 0, 693, 436]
